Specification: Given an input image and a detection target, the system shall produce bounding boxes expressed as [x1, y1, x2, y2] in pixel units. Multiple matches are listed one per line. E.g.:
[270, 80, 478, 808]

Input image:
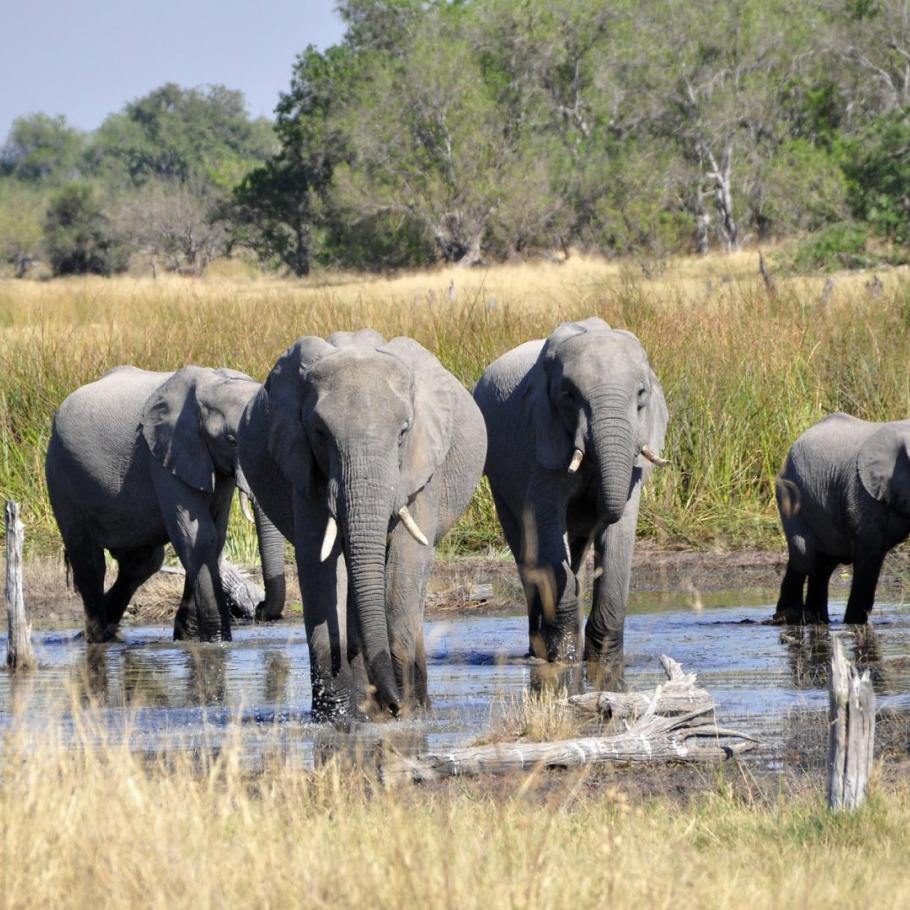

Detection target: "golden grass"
[2, 707, 910, 909]
[2, 252, 910, 556]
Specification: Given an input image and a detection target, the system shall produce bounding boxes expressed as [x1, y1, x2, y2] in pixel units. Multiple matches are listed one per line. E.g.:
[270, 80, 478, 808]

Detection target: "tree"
[232, 46, 356, 275]
[114, 179, 229, 274]
[0, 114, 85, 183]
[44, 183, 127, 276]
[88, 83, 275, 187]
[840, 110, 910, 244]
[0, 181, 45, 275]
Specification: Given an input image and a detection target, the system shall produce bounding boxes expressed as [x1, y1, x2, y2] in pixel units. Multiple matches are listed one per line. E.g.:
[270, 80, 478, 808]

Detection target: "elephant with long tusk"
[474, 317, 669, 683]
[238, 329, 487, 722]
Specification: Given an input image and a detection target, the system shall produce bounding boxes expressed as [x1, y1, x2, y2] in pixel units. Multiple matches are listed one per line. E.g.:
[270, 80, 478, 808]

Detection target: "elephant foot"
[530, 626, 580, 663]
[843, 608, 871, 625]
[255, 601, 284, 622]
[83, 619, 121, 644]
[768, 606, 828, 626]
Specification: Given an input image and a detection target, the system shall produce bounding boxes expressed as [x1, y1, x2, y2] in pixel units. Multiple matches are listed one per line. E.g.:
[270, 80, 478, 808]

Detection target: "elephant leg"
[65, 536, 110, 643]
[520, 482, 578, 662]
[805, 555, 838, 624]
[491, 491, 523, 564]
[252, 502, 287, 621]
[584, 483, 641, 688]
[167, 497, 232, 643]
[774, 564, 808, 623]
[844, 547, 885, 624]
[386, 492, 438, 710]
[105, 545, 165, 629]
[293, 495, 355, 722]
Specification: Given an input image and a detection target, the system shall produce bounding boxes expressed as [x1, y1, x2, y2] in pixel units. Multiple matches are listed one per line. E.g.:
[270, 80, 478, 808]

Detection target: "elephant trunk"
[588, 391, 636, 524]
[338, 469, 401, 716]
[252, 501, 286, 620]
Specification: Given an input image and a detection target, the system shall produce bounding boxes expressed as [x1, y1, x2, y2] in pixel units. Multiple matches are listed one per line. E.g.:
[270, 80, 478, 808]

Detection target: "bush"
[791, 222, 870, 272]
[44, 183, 127, 276]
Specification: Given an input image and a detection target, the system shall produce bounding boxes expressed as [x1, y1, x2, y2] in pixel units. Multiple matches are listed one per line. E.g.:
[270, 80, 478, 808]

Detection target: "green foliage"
[88, 83, 274, 188]
[791, 222, 870, 272]
[0, 181, 46, 273]
[0, 114, 85, 183]
[841, 111, 910, 245]
[44, 184, 127, 276]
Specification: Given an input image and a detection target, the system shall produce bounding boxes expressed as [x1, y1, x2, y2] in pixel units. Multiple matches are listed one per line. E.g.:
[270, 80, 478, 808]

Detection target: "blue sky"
[0, 0, 345, 141]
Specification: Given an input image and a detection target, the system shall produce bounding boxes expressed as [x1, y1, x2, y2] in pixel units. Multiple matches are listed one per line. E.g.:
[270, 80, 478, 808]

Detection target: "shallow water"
[2, 593, 909, 770]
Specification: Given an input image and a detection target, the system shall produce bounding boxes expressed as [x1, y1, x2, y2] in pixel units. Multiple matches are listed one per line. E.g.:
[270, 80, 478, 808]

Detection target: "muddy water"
[2, 592, 909, 770]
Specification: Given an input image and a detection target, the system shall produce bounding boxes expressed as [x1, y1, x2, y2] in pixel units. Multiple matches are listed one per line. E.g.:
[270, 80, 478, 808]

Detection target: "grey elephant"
[238, 329, 487, 721]
[774, 413, 910, 625]
[473, 317, 669, 679]
[46, 365, 286, 642]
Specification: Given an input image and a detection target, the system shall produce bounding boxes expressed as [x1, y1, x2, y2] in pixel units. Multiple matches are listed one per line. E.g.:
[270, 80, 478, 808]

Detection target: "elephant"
[473, 317, 669, 681]
[773, 413, 910, 625]
[45, 365, 286, 643]
[237, 329, 487, 721]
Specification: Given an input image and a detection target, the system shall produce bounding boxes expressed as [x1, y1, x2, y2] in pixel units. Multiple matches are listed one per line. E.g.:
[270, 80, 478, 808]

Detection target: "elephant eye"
[398, 420, 410, 444]
[637, 384, 648, 409]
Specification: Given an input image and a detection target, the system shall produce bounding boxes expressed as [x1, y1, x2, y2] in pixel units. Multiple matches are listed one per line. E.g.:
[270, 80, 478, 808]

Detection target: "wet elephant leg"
[521, 479, 577, 662]
[105, 545, 166, 629]
[168, 502, 232, 642]
[844, 544, 885, 624]
[584, 483, 641, 688]
[64, 534, 109, 642]
[292, 494, 354, 722]
[775, 563, 807, 622]
[386, 492, 438, 710]
[805, 555, 838, 624]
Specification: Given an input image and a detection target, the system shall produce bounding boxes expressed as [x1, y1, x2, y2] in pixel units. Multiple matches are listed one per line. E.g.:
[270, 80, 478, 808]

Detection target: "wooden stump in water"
[828, 636, 876, 811]
[5, 501, 36, 670]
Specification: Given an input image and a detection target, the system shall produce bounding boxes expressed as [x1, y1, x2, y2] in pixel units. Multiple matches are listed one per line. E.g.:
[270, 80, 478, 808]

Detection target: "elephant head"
[140, 366, 286, 619]
[527, 317, 668, 522]
[259, 330, 454, 715]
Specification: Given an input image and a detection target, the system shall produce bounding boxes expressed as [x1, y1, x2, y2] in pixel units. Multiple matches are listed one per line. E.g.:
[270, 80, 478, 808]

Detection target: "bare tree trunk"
[5, 501, 35, 671]
[828, 637, 876, 811]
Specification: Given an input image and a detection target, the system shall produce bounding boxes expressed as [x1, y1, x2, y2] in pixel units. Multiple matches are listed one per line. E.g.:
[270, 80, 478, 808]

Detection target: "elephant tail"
[776, 476, 801, 518]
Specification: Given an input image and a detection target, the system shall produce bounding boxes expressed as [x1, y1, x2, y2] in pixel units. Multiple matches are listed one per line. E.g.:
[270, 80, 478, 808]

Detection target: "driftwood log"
[382, 656, 757, 785]
[566, 655, 713, 720]
[5, 501, 36, 670]
[160, 559, 264, 620]
[828, 637, 876, 811]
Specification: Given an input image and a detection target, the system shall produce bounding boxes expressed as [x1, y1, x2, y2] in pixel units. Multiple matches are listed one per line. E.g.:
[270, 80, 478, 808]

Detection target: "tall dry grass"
[1, 707, 909, 909]
[2, 253, 909, 556]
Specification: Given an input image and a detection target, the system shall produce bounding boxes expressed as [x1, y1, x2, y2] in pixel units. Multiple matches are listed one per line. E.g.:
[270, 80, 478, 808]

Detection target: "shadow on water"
[2, 590, 910, 769]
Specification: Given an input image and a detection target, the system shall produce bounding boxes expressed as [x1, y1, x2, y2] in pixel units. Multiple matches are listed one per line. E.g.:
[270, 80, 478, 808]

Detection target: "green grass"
[2, 258, 910, 558]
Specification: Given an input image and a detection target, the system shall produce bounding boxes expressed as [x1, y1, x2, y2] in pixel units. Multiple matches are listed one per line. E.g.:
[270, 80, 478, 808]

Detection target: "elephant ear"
[141, 367, 215, 494]
[327, 328, 386, 349]
[264, 337, 335, 493]
[525, 320, 603, 472]
[381, 337, 455, 497]
[858, 424, 910, 514]
[641, 368, 669, 459]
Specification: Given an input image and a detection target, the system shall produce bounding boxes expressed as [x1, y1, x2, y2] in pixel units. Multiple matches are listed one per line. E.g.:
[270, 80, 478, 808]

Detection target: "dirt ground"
[15, 543, 910, 629]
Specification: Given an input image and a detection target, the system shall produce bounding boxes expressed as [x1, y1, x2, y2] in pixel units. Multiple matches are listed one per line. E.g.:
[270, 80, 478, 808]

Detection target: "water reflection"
[0, 597, 908, 768]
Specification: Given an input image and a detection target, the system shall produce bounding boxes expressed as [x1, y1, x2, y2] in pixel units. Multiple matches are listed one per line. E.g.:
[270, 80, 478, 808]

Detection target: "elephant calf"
[46, 365, 286, 642]
[474, 317, 668, 681]
[774, 413, 910, 625]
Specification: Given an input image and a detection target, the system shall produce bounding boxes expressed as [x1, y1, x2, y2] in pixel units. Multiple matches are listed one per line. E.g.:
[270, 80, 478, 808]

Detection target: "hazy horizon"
[1, 0, 345, 141]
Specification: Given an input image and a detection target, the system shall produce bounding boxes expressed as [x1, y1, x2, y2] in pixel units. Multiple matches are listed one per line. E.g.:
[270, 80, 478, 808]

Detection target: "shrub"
[791, 222, 870, 272]
[44, 183, 127, 276]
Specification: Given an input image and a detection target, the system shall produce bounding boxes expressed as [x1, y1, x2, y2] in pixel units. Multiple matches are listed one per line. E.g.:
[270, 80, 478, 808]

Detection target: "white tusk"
[239, 491, 255, 522]
[398, 506, 429, 546]
[640, 444, 670, 467]
[320, 515, 338, 561]
[568, 448, 584, 473]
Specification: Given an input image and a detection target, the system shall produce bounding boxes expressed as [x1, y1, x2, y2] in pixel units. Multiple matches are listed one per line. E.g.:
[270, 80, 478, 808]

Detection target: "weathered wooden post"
[5, 500, 36, 670]
[828, 636, 875, 811]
